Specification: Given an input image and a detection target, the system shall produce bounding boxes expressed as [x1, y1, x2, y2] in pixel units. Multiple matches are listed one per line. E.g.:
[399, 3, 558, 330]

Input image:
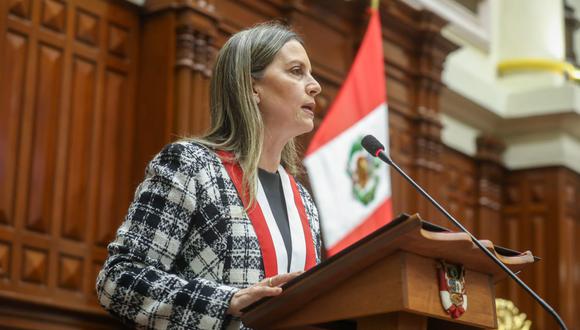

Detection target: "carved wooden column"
[135, 0, 218, 185]
[174, 8, 216, 137]
[413, 11, 457, 224]
[474, 135, 508, 298]
[380, 2, 421, 217]
[475, 135, 505, 242]
[381, 2, 457, 225]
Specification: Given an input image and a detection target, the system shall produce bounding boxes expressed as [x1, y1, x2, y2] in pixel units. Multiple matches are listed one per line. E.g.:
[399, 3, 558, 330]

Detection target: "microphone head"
[361, 135, 385, 157]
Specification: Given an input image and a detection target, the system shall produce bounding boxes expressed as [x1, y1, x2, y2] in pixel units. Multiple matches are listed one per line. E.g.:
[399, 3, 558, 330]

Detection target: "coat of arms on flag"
[304, 4, 393, 256]
[347, 137, 381, 206]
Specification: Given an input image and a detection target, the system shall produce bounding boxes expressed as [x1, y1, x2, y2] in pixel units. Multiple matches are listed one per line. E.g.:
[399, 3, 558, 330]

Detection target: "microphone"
[361, 135, 568, 330]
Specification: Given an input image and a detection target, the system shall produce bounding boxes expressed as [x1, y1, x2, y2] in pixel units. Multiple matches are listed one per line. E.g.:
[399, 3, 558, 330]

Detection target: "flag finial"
[370, 0, 379, 10]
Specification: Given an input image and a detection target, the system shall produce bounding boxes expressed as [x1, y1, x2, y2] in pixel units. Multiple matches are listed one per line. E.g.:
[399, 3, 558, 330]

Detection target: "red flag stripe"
[306, 9, 385, 156]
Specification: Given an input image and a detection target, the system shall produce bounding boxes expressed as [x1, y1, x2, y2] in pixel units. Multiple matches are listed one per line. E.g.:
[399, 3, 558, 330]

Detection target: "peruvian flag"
[304, 7, 392, 256]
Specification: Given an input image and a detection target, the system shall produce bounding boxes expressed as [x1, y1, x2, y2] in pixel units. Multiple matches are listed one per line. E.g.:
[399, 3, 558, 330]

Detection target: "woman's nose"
[307, 76, 322, 97]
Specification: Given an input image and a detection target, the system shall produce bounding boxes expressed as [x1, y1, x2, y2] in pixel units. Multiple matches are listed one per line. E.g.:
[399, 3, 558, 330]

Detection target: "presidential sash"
[218, 151, 316, 277]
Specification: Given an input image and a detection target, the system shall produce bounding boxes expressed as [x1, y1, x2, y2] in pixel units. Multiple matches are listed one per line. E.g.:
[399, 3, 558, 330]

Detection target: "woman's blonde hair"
[195, 22, 303, 206]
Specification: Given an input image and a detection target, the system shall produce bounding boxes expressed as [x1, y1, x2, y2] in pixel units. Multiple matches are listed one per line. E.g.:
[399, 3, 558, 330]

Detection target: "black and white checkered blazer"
[96, 141, 322, 329]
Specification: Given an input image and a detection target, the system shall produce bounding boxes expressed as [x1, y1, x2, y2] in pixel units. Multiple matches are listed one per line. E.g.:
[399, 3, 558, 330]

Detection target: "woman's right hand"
[227, 271, 303, 317]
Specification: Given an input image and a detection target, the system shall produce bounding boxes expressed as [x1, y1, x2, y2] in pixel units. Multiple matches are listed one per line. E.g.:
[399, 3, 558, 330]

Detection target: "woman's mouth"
[301, 103, 315, 116]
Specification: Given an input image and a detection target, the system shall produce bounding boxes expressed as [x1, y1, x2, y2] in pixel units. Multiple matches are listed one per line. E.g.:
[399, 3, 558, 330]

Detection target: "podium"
[241, 214, 536, 330]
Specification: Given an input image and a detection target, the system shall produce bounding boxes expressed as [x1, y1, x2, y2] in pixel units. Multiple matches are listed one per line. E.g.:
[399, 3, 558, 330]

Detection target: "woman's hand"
[227, 271, 303, 317]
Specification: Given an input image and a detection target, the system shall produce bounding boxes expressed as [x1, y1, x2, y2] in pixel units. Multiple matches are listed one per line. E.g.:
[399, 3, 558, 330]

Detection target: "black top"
[258, 168, 292, 272]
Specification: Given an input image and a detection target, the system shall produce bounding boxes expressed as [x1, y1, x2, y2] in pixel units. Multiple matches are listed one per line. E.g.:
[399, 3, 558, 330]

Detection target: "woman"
[96, 21, 322, 329]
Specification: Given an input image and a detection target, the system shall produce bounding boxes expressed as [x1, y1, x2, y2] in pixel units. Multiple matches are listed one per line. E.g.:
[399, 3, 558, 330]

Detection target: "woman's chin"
[301, 120, 315, 134]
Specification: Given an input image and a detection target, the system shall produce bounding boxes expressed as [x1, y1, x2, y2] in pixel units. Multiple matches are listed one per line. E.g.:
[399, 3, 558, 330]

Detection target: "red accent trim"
[288, 175, 317, 270]
[306, 9, 386, 156]
[449, 305, 457, 315]
[457, 306, 465, 317]
[326, 198, 393, 256]
[217, 151, 278, 277]
[374, 149, 383, 158]
[452, 305, 463, 318]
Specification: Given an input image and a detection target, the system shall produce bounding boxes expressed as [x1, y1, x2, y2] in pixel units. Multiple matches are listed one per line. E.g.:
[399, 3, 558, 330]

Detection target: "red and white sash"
[218, 151, 316, 277]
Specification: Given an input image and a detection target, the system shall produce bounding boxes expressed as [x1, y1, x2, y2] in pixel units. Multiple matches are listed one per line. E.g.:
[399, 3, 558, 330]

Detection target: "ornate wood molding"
[380, 0, 458, 221]
[476, 135, 505, 165]
[145, 0, 216, 14]
[174, 9, 217, 75]
[475, 135, 505, 247]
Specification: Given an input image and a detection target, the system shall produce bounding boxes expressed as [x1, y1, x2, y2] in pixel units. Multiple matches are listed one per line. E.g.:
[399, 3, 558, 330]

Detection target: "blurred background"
[0, 0, 578, 328]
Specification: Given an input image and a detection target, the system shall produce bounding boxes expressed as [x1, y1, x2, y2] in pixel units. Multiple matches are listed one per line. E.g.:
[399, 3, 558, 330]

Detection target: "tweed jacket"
[96, 141, 321, 330]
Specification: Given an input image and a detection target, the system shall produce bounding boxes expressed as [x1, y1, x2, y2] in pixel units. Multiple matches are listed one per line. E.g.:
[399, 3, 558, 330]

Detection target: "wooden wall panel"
[132, 11, 174, 186]
[388, 109, 417, 217]
[474, 138, 504, 245]
[501, 168, 578, 329]
[0, 0, 137, 327]
[61, 56, 96, 241]
[0, 240, 10, 280]
[575, 215, 580, 329]
[558, 171, 579, 328]
[21, 246, 49, 285]
[25, 44, 64, 234]
[95, 70, 131, 247]
[216, 0, 278, 32]
[0, 30, 28, 227]
[440, 148, 478, 233]
[289, 10, 352, 82]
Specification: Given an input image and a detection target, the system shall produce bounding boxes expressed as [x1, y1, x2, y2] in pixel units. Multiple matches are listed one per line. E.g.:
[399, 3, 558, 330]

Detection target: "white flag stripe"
[278, 166, 307, 272]
[304, 104, 391, 248]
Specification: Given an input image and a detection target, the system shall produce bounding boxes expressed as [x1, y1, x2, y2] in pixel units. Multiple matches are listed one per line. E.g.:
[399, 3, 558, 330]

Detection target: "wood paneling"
[95, 70, 131, 247]
[0, 30, 28, 227]
[0, 0, 137, 327]
[25, 43, 63, 234]
[559, 172, 580, 328]
[61, 56, 96, 241]
[501, 168, 578, 329]
[441, 148, 478, 232]
[378, 3, 459, 227]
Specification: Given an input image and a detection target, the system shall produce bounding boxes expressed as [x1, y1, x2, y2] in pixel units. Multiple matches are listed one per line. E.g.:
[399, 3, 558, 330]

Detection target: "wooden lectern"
[241, 214, 536, 330]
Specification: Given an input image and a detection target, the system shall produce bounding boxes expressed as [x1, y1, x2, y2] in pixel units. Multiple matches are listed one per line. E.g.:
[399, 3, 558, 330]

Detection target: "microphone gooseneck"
[361, 134, 568, 330]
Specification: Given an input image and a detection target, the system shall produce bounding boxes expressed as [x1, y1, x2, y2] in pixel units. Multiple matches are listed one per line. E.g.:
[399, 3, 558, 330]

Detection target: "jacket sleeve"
[96, 143, 238, 330]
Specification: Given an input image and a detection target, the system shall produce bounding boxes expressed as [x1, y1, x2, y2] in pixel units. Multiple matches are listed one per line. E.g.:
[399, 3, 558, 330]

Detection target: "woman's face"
[253, 40, 322, 143]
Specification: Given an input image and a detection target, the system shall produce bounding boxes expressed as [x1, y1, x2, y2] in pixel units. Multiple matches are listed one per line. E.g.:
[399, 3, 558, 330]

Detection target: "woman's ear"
[252, 81, 261, 104]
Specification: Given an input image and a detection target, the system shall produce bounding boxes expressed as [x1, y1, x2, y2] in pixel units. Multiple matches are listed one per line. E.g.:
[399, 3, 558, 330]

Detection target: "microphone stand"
[374, 149, 568, 330]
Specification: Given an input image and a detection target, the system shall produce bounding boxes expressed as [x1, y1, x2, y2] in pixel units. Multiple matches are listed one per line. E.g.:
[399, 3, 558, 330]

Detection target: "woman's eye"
[291, 67, 303, 75]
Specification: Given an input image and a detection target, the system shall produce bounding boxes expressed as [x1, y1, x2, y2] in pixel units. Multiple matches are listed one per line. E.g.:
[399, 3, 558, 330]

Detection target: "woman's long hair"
[195, 22, 303, 206]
